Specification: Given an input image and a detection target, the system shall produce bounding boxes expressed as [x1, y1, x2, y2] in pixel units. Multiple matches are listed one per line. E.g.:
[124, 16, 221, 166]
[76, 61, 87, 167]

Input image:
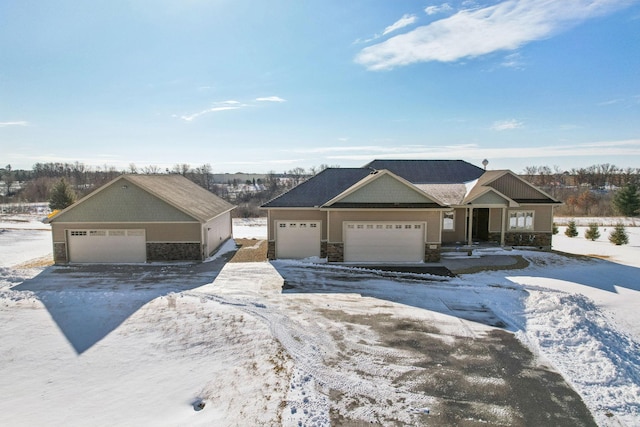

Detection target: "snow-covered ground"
[0, 215, 639, 426]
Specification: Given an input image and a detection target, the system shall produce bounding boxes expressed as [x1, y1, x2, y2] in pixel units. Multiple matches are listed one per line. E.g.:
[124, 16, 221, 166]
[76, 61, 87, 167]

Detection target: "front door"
[472, 208, 490, 241]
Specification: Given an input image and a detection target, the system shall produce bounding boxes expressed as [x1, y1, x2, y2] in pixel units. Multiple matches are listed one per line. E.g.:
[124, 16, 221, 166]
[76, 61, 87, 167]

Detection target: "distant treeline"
[0, 162, 337, 217]
[1, 161, 639, 217]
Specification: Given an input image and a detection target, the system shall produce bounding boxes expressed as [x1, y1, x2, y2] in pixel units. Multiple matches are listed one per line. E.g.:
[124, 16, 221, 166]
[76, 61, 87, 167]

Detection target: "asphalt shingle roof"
[363, 160, 485, 184]
[262, 168, 373, 208]
[123, 174, 235, 222]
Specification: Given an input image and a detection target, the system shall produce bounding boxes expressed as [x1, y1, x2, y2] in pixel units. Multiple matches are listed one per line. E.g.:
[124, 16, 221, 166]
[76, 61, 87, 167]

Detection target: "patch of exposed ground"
[229, 238, 268, 263]
[12, 255, 54, 269]
[447, 255, 530, 275]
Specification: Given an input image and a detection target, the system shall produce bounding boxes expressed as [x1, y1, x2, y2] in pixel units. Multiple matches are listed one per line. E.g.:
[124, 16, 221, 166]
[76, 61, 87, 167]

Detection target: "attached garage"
[276, 221, 321, 259]
[343, 221, 425, 263]
[67, 229, 146, 263]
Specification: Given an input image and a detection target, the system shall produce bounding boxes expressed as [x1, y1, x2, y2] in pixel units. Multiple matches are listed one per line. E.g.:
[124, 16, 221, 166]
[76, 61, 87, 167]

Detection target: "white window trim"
[508, 210, 535, 231]
[443, 211, 455, 232]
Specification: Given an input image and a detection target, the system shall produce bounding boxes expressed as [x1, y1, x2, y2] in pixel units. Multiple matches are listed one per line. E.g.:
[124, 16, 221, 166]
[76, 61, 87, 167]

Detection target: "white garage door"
[276, 221, 321, 259]
[344, 222, 425, 263]
[68, 229, 146, 263]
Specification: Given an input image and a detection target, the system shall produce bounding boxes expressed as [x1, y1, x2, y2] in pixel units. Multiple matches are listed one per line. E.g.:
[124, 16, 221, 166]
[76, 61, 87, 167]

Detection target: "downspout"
[467, 207, 474, 246]
[501, 207, 507, 246]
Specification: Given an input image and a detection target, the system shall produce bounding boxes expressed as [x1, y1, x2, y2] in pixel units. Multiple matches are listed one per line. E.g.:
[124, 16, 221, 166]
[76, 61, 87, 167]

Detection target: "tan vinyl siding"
[489, 208, 504, 232]
[267, 210, 327, 240]
[489, 174, 547, 200]
[339, 174, 437, 204]
[52, 180, 195, 223]
[508, 205, 554, 232]
[328, 210, 441, 243]
[51, 222, 201, 242]
[442, 208, 468, 243]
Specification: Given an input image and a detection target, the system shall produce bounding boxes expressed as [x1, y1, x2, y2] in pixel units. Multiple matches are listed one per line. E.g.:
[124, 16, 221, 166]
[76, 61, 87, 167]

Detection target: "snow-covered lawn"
[0, 215, 639, 426]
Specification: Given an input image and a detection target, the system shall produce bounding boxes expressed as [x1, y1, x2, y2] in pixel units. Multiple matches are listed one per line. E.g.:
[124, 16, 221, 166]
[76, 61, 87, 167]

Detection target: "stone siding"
[147, 243, 201, 261]
[424, 244, 441, 262]
[320, 241, 327, 259]
[327, 242, 344, 262]
[53, 242, 68, 264]
[267, 241, 276, 260]
[489, 232, 553, 249]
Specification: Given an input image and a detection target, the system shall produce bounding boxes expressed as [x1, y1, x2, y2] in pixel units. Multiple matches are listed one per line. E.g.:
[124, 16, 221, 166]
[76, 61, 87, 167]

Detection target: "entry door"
[344, 222, 425, 263]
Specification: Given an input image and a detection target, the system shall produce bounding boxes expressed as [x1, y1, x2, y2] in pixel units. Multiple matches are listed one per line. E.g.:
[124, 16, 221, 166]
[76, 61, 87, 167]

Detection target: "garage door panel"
[68, 229, 146, 263]
[276, 221, 321, 259]
[344, 222, 424, 263]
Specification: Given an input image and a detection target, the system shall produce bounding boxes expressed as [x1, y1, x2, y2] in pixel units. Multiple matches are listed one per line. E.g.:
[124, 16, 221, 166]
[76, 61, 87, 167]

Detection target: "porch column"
[467, 207, 473, 246]
[501, 207, 507, 246]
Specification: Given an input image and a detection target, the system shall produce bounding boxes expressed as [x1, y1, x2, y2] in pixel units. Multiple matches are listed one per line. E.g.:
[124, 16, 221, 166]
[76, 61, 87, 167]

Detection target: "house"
[261, 160, 561, 263]
[47, 174, 235, 264]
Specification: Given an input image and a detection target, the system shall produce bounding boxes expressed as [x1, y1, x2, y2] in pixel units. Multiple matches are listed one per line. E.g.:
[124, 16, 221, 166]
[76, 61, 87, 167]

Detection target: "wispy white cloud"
[501, 52, 525, 69]
[355, 0, 633, 70]
[255, 96, 286, 102]
[179, 104, 242, 122]
[382, 14, 418, 36]
[0, 121, 28, 128]
[179, 96, 285, 122]
[425, 3, 453, 16]
[319, 139, 640, 162]
[491, 119, 524, 131]
[354, 14, 418, 45]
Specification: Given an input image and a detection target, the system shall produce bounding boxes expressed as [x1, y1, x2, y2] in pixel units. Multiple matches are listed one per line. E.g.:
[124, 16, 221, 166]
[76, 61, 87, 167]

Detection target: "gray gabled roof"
[262, 161, 488, 209]
[262, 168, 373, 208]
[363, 160, 485, 184]
[124, 174, 235, 222]
[48, 174, 235, 224]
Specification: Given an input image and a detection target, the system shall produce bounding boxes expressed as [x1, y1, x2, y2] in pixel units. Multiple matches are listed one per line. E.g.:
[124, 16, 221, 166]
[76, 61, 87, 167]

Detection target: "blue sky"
[1, 0, 639, 174]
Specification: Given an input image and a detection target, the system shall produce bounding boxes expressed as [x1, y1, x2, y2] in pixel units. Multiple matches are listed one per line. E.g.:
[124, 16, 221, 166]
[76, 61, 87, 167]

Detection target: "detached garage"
[47, 174, 235, 264]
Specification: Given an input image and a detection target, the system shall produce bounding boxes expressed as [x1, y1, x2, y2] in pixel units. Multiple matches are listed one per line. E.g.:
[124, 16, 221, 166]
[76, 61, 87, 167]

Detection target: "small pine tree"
[608, 223, 629, 246]
[584, 223, 600, 241]
[552, 222, 559, 235]
[612, 184, 640, 217]
[49, 178, 77, 210]
[565, 220, 579, 237]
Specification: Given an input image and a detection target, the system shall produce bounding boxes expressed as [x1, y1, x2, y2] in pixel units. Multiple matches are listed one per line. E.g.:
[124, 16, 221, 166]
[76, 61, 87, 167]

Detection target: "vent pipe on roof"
[482, 159, 489, 170]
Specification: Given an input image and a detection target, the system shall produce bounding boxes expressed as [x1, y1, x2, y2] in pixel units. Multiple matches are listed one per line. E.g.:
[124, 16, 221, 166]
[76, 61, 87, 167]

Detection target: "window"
[509, 211, 534, 230]
[310, 223, 317, 228]
[70, 231, 87, 236]
[279, 223, 286, 228]
[443, 211, 455, 231]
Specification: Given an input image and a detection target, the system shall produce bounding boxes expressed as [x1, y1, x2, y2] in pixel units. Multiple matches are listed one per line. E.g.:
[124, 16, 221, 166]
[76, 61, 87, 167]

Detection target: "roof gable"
[325, 170, 444, 207]
[49, 175, 235, 224]
[124, 174, 235, 221]
[261, 168, 372, 208]
[478, 170, 560, 203]
[463, 187, 514, 206]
